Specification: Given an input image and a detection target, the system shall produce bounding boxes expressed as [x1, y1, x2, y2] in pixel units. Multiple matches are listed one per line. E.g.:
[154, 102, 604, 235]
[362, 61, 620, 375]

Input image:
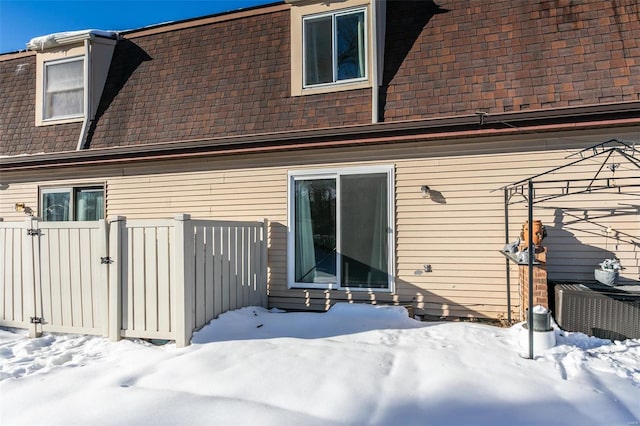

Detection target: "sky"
[1, 303, 639, 425]
[0, 0, 274, 54]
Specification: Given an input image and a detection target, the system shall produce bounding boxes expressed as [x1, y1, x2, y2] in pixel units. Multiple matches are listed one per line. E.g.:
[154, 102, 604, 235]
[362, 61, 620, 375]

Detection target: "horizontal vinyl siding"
[1, 129, 638, 320]
[396, 154, 518, 319]
[394, 143, 638, 319]
[0, 183, 38, 222]
[107, 168, 288, 221]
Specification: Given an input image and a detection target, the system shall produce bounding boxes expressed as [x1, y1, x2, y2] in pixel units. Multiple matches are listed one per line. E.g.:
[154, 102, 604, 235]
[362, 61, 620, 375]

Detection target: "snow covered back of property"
[27, 30, 117, 50]
[1, 303, 639, 425]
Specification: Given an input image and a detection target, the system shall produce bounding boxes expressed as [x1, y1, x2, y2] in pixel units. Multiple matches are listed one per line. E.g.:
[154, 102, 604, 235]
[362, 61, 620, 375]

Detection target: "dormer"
[287, 0, 386, 99]
[27, 30, 118, 128]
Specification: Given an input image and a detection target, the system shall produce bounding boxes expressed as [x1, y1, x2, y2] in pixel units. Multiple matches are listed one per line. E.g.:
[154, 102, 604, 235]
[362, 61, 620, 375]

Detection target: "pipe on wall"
[76, 39, 91, 151]
[371, 0, 386, 124]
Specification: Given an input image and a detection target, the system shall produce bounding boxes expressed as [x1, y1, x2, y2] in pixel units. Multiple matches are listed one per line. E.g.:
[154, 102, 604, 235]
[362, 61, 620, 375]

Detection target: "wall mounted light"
[421, 185, 431, 199]
[14, 202, 33, 215]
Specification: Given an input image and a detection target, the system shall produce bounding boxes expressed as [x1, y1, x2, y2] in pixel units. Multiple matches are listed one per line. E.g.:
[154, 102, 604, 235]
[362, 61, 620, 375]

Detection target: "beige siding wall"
[1, 128, 638, 320]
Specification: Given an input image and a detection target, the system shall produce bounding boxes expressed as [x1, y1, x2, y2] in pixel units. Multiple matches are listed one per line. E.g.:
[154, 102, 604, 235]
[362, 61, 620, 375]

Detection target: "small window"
[303, 8, 367, 87]
[43, 57, 84, 120]
[41, 186, 104, 221]
[288, 166, 394, 291]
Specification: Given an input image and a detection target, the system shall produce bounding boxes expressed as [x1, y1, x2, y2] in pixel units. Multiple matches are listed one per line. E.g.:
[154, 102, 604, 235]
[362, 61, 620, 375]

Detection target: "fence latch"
[30, 317, 43, 324]
[26, 229, 39, 236]
[100, 257, 113, 264]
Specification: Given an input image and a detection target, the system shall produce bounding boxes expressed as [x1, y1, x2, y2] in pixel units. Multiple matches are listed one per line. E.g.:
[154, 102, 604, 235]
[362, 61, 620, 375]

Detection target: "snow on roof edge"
[26, 30, 118, 51]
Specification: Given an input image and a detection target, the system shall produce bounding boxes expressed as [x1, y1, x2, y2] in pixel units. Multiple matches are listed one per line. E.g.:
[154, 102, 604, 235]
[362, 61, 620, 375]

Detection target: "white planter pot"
[594, 269, 619, 286]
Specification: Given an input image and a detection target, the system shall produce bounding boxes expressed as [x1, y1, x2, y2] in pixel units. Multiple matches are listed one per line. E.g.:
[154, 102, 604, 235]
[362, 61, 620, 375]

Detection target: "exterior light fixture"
[14, 202, 33, 215]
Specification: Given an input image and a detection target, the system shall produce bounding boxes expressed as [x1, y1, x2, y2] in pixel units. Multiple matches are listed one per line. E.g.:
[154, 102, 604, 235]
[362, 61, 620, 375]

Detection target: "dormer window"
[28, 30, 117, 128]
[44, 56, 84, 120]
[289, 0, 373, 97]
[303, 8, 367, 87]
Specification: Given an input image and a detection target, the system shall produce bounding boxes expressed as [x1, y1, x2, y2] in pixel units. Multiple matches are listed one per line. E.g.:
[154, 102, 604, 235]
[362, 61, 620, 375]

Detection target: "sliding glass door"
[289, 167, 393, 291]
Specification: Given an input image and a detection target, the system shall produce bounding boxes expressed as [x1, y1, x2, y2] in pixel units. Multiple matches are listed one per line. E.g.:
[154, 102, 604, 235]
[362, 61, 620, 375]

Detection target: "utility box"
[555, 284, 640, 340]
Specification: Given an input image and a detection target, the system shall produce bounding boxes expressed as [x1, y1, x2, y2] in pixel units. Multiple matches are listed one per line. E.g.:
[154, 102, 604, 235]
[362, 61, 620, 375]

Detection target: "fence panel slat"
[122, 226, 131, 331]
[80, 229, 94, 327]
[242, 227, 250, 307]
[69, 228, 83, 327]
[205, 226, 214, 323]
[157, 226, 171, 334]
[231, 227, 239, 311]
[222, 227, 230, 313]
[13, 228, 23, 322]
[60, 229, 73, 327]
[3, 228, 14, 321]
[145, 227, 158, 333]
[48, 229, 64, 327]
[194, 226, 206, 329]
[133, 227, 146, 332]
[213, 226, 223, 318]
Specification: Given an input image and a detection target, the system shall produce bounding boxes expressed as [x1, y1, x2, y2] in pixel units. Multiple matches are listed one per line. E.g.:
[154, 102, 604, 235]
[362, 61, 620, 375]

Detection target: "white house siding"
[1, 127, 638, 320]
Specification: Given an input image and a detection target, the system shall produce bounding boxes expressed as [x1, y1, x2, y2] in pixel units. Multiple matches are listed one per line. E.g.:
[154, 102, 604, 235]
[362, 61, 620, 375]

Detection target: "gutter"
[2, 101, 640, 171]
[0, 118, 640, 172]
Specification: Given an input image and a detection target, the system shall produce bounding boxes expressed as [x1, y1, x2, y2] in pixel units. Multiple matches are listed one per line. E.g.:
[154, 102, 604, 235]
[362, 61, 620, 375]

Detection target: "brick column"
[519, 246, 548, 319]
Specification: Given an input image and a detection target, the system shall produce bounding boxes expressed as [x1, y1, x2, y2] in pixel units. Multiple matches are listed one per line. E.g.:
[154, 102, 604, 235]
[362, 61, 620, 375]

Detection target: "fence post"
[174, 214, 194, 348]
[108, 216, 125, 342]
[98, 219, 109, 338]
[25, 216, 41, 338]
[260, 218, 269, 308]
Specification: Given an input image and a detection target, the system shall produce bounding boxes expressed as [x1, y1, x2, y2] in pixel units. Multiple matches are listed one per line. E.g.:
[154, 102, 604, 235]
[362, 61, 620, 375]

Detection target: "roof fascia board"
[3, 118, 640, 173]
[2, 102, 640, 171]
[0, 50, 35, 61]
[123, 2, 288, 40]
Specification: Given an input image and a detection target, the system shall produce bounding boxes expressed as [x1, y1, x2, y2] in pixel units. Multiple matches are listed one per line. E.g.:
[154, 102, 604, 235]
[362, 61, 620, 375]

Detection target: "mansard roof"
[2, 0, 639, 161]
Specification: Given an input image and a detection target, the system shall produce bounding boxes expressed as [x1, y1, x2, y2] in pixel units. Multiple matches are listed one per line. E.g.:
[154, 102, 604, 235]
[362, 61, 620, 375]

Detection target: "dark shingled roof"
[0, 54, 83, 155]
[2, 0, 640, 157]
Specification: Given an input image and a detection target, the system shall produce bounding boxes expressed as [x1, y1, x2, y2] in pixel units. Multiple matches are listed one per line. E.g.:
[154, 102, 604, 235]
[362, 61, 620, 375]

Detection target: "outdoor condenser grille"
[554, 284, 640, 340]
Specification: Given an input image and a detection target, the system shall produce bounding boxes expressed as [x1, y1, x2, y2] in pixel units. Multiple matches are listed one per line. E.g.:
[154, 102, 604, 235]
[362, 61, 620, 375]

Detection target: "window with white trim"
[288, 166, 394, 291]
[40, 186, 104, 221]
[43, 56, 84, 121]
[303, 8, 367, 87]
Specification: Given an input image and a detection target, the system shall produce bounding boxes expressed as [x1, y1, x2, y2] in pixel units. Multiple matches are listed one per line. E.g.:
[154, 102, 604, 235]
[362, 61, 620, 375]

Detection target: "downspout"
[371, 0, 379, 124]
[76, 38, 91, 151]
[371, 0, 387, 124]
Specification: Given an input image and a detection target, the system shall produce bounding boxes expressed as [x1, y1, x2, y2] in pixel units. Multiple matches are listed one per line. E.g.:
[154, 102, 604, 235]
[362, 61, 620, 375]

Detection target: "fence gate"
[33, 219, 109, 336]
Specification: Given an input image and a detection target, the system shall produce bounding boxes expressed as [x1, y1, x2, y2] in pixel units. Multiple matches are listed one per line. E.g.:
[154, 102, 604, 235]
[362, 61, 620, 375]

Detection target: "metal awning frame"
[495, 138, 640, 359]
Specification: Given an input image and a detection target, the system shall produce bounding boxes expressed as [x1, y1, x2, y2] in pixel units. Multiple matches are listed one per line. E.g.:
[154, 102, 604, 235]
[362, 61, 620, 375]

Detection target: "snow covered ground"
[1, 303, 639, 425]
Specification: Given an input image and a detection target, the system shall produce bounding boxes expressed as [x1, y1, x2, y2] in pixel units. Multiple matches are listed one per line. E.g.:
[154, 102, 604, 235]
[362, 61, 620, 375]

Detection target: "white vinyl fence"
[0, 215, 268, 347]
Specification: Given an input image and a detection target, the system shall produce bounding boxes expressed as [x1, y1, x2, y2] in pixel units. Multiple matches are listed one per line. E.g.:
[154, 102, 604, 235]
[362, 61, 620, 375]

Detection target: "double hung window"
[303, 8, 367, 87]
[41, 186, 104, 221]
[43, 57, 84, 120]
[288, 167, 393, 291]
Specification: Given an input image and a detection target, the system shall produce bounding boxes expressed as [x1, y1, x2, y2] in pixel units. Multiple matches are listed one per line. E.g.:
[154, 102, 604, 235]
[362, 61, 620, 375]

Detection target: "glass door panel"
[340, 173, 389, 288]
